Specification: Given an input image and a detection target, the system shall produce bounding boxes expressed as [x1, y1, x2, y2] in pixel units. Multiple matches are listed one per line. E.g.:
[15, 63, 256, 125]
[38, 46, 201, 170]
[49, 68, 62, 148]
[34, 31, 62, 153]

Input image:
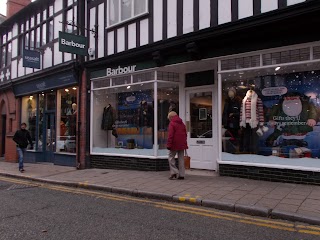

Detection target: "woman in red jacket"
[167, 111, 188, 180]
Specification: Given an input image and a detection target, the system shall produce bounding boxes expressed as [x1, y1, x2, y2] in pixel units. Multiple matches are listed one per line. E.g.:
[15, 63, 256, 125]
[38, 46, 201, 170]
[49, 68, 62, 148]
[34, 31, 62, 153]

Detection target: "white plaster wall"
[107, 31, 115, 55]
[12, 24, 18, 38]
[64, 52, 72, 62]
[140, 19, 149, 46]
[218, 0, 231, 24]
[153, 0, 163, 42]
[117, 27, 125, 53]
[261, 0, 278, 13]
[183, 0, 193, 34]
[54, 42, 62, 65]
[128, 23, 137, 50]
[11, 60, 17, 79]
[43, 47, 53, 69]
[12, 39, 17, 58]
[199, 0, 210, 30]
[239, 0, 253, 19]
[287, 0, 306, 6]
[98, 3, 105, 58]
[167, 0, 177, 38]
[54, 14, 63, 39]
[17, 59, 24, 77]
[54, 0, 63, 12]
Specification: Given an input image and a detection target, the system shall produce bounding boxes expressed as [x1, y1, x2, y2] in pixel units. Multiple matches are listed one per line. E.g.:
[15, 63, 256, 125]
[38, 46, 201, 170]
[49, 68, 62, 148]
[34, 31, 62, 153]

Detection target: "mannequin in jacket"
[101, 104, 116, 147]
[239, 89, 265, 153]
[222, 87, 241, 140]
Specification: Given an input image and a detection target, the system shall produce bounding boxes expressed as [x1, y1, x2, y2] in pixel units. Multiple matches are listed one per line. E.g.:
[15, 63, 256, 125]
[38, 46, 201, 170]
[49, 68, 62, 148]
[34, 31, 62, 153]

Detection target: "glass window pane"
[121, 0, 133, 21]
[1, 46, 5, 68]
[42, 24, 47, 45]
[190, 92, 212, 138]
[66, 9, 73, 33]
[38, 94, 44, 151]
[92, 83, 155, 156]
[21, 95, 37, 150]
[56, 87, 77, 153]
[134, 0, 146, 15]
[6, 43, 11, 65]
[109, 0, 119, 26]
[48, 20, 54, 42]
[46, 92, 56, 110]
[221, 62, 320, 168]
[157, 83, 179, 157]
[36, 28, 40, 48]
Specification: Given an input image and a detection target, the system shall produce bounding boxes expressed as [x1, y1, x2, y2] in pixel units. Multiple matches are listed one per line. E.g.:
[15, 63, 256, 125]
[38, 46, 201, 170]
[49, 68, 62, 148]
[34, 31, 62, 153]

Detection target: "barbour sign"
[59, 31, 88, 56]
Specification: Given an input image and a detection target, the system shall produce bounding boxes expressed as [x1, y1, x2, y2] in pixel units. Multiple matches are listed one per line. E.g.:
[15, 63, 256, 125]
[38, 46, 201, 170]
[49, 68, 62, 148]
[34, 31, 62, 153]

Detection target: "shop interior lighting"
[65, 89, 69, 92]
[275, 66, 281, 71]
[72, 87, 77, 90]
[29, 96, 33, 100]
[127, 86, 131, 89]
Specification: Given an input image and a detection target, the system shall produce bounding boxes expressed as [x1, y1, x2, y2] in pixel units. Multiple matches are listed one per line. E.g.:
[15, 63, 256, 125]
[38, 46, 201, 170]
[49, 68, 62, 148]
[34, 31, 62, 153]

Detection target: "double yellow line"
[1, 176, 320, 236]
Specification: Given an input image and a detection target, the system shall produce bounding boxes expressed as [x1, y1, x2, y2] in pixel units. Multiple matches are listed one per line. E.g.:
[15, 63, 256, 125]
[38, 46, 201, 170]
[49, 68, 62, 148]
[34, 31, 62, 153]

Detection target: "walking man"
[13, 123, 33, 172]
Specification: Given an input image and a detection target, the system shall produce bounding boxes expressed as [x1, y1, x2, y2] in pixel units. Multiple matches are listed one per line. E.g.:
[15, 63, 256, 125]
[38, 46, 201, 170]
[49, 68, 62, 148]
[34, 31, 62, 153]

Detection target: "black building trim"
[136, 21, 141, 47]
[114, 30, 117, 54]
[278, 0, 287, 9]
[125, 25, 129, 51]
[148, 0, 154, 44]
[177, 0, 183, 36]
[211, 0, 218, 27]
[193, 0, 199, 31]
[253, 0, 262, 15]
[163, 0, 168, 40]
[231, 0, 239, 21]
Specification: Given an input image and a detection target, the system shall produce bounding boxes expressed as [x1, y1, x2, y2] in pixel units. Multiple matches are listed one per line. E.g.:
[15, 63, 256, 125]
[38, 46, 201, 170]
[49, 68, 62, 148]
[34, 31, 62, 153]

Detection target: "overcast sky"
[0, 0, 6, 16]
[0, 0, 36, 16]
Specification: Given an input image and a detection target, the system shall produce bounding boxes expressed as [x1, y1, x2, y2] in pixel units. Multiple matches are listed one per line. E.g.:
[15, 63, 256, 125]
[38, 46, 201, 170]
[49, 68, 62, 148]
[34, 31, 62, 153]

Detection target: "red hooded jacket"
[167, 115, 188, 151]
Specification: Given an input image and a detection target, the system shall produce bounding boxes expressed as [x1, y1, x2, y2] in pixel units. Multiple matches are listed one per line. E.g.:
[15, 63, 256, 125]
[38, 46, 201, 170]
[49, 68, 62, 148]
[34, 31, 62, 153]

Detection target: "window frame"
[107, 0, 149, 28]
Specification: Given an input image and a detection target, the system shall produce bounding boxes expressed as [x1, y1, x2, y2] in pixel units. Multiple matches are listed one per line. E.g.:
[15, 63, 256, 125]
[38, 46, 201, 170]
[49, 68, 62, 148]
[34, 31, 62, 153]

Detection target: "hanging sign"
[23, 49, 41, 69]
[59, 31, 88, 56]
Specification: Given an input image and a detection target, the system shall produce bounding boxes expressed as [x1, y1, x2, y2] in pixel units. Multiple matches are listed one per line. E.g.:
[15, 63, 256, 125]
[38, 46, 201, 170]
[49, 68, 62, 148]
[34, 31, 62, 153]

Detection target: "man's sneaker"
[19, 169, 25, 173]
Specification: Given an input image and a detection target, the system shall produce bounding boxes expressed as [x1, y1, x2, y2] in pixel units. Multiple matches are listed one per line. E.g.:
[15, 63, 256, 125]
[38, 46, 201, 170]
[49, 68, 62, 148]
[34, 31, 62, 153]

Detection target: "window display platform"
[92, 147, 168, 157]
[222, 152, 320, 169]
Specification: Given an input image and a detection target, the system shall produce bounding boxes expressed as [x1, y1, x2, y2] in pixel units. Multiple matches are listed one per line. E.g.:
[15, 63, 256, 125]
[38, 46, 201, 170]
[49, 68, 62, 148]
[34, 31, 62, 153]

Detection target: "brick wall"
[7, 0, 31, 18]
[0, 89, 18, 162]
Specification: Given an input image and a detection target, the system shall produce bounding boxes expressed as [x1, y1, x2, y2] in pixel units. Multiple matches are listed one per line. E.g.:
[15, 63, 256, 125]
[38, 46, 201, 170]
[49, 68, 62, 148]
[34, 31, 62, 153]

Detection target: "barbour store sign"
[59, 31, 88, 56]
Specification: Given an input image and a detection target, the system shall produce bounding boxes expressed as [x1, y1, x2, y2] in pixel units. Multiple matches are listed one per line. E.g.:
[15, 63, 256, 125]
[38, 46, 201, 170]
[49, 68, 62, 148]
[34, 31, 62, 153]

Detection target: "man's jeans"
[17, 147, 26, 170]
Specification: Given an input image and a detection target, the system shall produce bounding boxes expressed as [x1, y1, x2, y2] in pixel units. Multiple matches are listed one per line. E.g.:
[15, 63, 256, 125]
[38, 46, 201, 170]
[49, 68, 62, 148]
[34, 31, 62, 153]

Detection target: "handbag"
[184, 150, 191, 169]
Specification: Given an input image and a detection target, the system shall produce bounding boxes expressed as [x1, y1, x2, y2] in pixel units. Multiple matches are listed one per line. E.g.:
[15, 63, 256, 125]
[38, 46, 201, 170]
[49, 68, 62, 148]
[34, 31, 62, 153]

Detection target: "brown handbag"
[184, 150, 190, 169]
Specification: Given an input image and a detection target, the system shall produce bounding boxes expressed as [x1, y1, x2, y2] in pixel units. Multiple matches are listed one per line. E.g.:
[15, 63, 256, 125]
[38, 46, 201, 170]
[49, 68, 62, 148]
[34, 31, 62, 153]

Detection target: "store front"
[90, 62, 218, 171]
[13, 70, 78, 166]
[218, 42, 320, 183]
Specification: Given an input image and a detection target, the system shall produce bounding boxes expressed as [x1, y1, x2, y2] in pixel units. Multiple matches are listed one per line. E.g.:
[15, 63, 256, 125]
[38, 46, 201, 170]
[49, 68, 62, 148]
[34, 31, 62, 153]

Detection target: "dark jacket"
[222, 96, 241, 129]
[13, 129, 33, 149]
[101, 106, 114, 130]
[167, 115, 188, 151]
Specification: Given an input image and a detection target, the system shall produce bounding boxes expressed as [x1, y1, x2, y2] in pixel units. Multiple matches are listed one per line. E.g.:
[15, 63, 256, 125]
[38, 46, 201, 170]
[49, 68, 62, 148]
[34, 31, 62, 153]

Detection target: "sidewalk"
[0, 161, 320, 225]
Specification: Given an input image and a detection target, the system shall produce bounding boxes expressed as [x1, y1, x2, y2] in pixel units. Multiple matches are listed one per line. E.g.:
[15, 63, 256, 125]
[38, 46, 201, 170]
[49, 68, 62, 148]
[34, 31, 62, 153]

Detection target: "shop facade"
[12, 65, 79, 166]
[85, 0, 320, 183]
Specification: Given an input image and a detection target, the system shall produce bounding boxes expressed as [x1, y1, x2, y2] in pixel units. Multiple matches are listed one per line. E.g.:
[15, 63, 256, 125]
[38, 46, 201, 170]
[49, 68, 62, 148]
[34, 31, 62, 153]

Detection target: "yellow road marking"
[1, 176, 320, 235]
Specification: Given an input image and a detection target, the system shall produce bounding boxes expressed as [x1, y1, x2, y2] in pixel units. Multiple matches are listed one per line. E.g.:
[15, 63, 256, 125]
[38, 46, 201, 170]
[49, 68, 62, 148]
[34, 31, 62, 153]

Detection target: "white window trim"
[106, 0, 149, 28]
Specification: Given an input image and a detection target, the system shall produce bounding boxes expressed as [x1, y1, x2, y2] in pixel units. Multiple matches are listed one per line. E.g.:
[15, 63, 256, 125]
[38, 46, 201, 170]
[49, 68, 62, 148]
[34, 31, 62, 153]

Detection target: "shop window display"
[221, 65, 320, 168]
[56, 88, 77, 153]
[91, 79, 179, 157]
[21, 95, 37, 150]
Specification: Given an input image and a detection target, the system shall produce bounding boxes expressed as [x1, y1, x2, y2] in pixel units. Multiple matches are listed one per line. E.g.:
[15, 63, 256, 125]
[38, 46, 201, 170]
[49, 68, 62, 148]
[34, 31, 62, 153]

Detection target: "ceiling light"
[275, 66, 281, 71]
[127, 86, 131, 89]
[72, 87, 77, 90]
[65, 89, 69, 92]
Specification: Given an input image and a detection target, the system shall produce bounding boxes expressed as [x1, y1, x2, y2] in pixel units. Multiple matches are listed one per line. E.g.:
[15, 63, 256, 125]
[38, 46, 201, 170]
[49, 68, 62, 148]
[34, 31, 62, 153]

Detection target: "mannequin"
[101, 104, 116, 147]
[239, 89, 265, 153]
[138, 100, 154, 148]
[68, 103, 77, 136]
[222, 87, 241, 140]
